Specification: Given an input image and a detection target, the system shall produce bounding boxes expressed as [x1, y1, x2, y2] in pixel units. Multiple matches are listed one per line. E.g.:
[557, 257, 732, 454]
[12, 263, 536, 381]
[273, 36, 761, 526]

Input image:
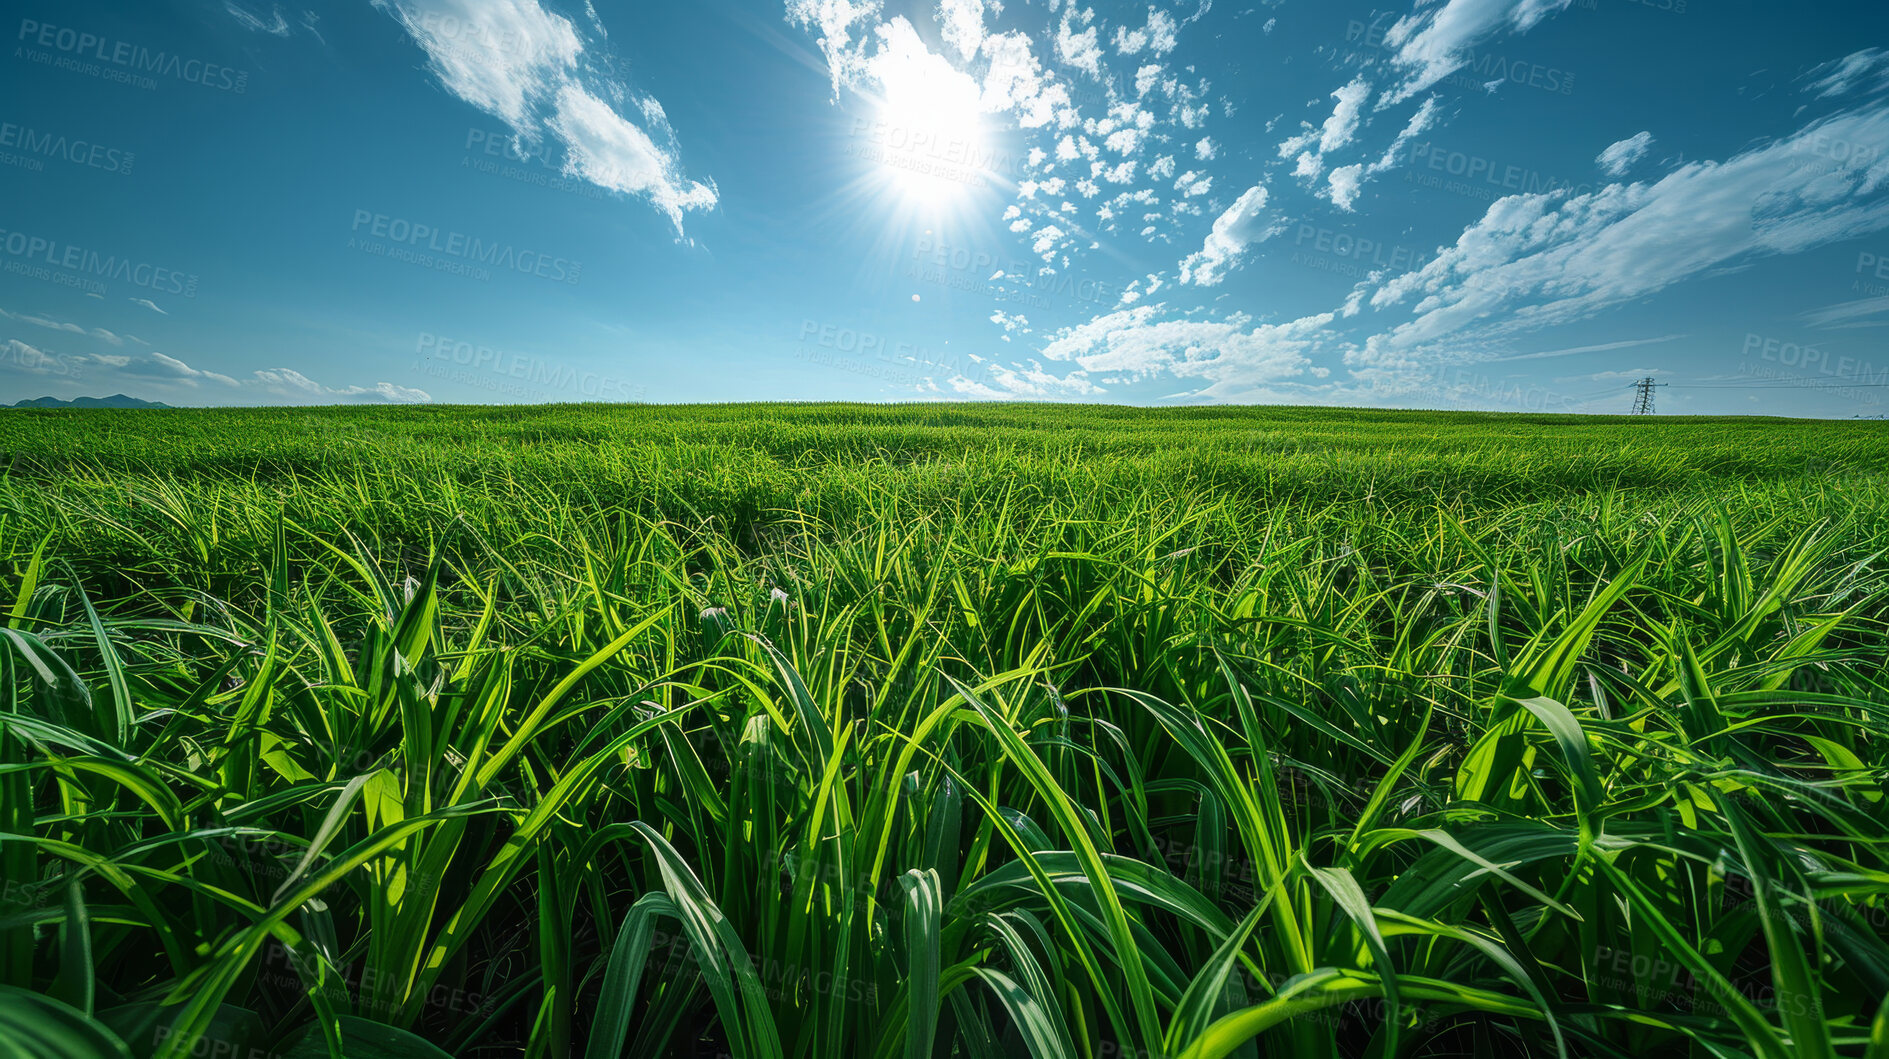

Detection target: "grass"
[0, 402, 1886, 1058]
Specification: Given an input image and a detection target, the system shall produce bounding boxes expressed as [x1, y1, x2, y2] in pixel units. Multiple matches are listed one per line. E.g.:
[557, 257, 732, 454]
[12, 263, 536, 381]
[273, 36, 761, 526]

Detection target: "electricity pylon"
[1630, 377, 1665, 415]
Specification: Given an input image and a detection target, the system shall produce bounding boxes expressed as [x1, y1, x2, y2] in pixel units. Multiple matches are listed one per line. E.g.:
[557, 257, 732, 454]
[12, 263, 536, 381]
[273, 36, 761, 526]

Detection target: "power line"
[1670, 380, 1889, 389]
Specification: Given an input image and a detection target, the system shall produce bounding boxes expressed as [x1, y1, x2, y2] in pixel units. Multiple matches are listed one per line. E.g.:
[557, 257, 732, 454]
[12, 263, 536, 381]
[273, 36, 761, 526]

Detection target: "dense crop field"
[2, 403, 1887, 1059]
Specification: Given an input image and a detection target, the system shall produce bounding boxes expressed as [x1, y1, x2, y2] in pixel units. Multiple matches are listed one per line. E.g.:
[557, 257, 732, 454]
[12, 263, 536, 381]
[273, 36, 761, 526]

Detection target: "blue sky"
[3, 0, 1888, 415]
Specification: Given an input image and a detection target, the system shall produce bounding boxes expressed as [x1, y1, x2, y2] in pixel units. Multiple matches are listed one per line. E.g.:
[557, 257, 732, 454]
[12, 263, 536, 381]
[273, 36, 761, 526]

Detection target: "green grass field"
[2, 404, 1887, 1059]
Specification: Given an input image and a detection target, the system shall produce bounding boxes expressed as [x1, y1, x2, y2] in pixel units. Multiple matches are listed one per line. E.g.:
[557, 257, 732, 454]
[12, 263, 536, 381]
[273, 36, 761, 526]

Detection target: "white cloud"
[947, 377, 1008, 399]
[4, 348, 430, 404]
[133, 352, 239, 388]
[1328, 96, 1442, 209]
[79, 354, 432, 403]
[1365, 95, 1889, 352]
[786, 0, 884, 95]
[373, 0, 580, 128]
[226, 3, 291, 36]
[1105, 126, 1147, 155]
[869, 16, 984, 116]
[0, 341, 144, 381]
[1381, 0, 1574, 105]
[1278, 77, 1371, 180]
[1145, 9, 1178, 55]
[352, 383, 433, 402]
[1481, 333, 1686, 362]
[1195, 137, 1216, 160]
[130, 298, 168, 315]
[548, 85, 718, 231]
[1031, 224, 1068, 260]
[1056, 9, 1104, 80]
[1596, 131, 1655, 177]
[950, 359, 1099, 399]
[1113, 8, 1177, 57]
[0, 308, 131, 345]
[0, 339, 63, 374]
[1318, 78, 1372, 153]
[1804, 48, 1889, 100]
[1377, 97, 1441, 171]
[251, 369, 432, 403]
[377, 0, 714, 232]
[979, 31, 1074, 129]
[1040, 304, 1334, 400]
[936, 0, 987, 61]
[1178, 183, 1273, 285]
[800, 8, 1080, 135]
[1800, 293, 1889, 329]
[1328, 164, 1364, 210]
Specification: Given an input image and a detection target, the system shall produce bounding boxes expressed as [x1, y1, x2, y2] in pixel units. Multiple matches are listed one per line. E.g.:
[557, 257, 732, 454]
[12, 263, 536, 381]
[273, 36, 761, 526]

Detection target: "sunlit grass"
[1, 403, 1886, 1058]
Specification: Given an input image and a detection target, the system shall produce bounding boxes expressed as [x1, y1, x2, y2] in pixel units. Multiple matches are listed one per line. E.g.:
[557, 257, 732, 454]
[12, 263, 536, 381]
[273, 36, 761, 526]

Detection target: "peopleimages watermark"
[348, 210, 582, 286]
[15, 18, 249, 93]
[0, 119, 134, 175]
[1791, 131, 1881, 178]
[0, 227, 198, 297]
[461, 128, 610, 200]
[1399, 141, 1595, 204]
[416, 332, 645, 403]
[1290, 224, 1430, 276]
[1739, 332, 1884, 407]
[1, 875, 55, 910]
[0, 339, 85, 379]
[846, 119, 1023, 189]
[1854, 250, 1889, 297]
[1588, 943, 1820, 1021]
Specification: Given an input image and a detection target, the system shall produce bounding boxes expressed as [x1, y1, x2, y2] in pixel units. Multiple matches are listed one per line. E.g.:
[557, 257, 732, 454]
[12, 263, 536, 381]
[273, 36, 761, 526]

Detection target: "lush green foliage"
[1, 403, 1886, 1058]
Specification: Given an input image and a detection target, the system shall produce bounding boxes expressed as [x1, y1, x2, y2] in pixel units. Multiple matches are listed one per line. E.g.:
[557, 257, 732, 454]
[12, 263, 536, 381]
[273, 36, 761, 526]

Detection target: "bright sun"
[859, 40, 1001, 212]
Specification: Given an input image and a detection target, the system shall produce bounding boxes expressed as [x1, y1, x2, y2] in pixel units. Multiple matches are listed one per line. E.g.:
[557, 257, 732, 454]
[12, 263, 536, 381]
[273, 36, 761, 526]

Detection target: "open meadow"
[2, 403, 1888, 1058]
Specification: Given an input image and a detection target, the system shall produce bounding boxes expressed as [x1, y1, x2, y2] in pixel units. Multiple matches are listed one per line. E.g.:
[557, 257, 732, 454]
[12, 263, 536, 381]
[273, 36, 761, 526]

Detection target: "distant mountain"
[9, 394, 171, 410]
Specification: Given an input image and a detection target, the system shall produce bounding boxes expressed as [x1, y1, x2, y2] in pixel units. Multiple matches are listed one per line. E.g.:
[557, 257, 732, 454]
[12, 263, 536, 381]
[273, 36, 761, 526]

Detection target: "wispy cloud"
[945, 360, 1099, 399]
[1329, 97, 1442, 210]
[373, 0, 716, 234]
[1179, 184, 1275, 286]
[1596, 131, 1655, 177]
[1041, 304, 1333, 400]
[1363, 95, 1889, 352]
[1278, 77, 1373, 181]
[129, 298, 168, 315]
[225, 3, 291, 37]
[0, 308, 133, 345]
[786, 0, 885, 96]
[3, 350, 431, 405]
[1801, 294, 1889, 329]
[251, 368, 432, 403]
[1483, 334, 1688, 362]
[1803, 48, 1889, 100]
[1381, 0, 1575, 105]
